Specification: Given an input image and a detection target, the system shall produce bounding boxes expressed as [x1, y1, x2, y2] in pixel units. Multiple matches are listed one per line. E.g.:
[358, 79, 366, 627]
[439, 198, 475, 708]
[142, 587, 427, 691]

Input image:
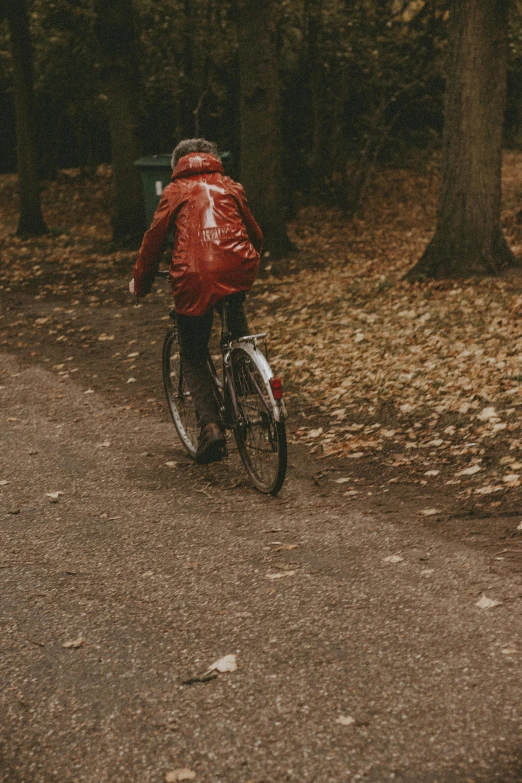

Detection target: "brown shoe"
[196, 423, 226, 464]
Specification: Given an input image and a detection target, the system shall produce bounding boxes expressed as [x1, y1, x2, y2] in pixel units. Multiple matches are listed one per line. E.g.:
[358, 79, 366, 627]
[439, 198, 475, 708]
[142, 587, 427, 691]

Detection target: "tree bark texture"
[306, 0, 325, 200]
[408, 0, 517, 279]
[6, 0, 47, 236]
[238, 0, 293, 260]
[94, 0, 145, 246]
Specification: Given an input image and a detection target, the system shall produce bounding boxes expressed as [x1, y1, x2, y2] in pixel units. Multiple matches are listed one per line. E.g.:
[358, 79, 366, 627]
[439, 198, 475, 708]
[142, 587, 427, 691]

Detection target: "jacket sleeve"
[133, 190, 174, 297]
[232, 183, 263, 254]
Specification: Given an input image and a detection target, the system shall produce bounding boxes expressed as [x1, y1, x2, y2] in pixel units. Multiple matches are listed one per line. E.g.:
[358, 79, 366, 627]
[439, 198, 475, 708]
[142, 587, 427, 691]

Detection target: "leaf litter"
[245, 155, 522, 512]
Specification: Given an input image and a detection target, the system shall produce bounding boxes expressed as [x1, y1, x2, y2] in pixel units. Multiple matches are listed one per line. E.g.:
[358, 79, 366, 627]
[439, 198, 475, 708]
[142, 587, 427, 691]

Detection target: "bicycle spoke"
[162, 328, 199, 457]
[231, 347, 286, 494]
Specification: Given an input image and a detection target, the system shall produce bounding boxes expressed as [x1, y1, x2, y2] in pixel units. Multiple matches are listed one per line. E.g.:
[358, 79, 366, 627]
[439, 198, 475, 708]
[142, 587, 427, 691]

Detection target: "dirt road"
[1, 350, 522, 783]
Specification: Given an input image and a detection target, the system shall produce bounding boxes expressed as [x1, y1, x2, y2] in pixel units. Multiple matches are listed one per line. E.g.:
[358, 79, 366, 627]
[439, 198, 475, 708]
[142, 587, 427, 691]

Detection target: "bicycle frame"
[159, 268, 286, 427]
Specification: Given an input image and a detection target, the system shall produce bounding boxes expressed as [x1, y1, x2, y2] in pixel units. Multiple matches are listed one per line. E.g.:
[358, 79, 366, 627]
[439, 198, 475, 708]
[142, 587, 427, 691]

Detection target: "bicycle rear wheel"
[162, 326, 198, 458]
[231, 345, 287, 495]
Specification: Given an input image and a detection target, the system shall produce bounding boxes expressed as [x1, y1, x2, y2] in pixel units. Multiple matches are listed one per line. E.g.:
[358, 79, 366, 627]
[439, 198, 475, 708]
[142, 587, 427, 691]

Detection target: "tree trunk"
[306, 0, 325, 200]
[94, 0, 145, 246]
[407, 0, 517, 279]
[237, 0, 293, 260]
[5, 0, 47, 237]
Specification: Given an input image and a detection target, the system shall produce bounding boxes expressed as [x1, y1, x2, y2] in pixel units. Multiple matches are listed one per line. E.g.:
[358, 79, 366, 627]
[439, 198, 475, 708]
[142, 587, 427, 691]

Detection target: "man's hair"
[171, 138, 218, 169]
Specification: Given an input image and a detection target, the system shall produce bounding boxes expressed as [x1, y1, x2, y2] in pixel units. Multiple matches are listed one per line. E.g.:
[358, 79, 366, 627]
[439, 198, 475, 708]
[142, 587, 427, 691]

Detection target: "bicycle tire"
[230, 345, 287, 495]
[162, 326, 198, 458]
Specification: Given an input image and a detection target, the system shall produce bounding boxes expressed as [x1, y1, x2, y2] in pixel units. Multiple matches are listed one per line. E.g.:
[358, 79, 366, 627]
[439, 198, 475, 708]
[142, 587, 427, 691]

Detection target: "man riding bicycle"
[131, 138, 263, 464]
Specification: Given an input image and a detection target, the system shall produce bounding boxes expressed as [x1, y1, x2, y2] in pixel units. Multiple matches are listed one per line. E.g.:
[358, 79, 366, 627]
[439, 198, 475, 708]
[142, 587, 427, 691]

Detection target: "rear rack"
[236, 333, 268, 343]
[232, 333, 269, 360]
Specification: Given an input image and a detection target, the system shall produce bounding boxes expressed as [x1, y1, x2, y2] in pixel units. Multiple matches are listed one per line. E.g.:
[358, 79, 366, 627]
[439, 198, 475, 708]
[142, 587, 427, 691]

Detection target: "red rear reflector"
[269, 377, 283, 400]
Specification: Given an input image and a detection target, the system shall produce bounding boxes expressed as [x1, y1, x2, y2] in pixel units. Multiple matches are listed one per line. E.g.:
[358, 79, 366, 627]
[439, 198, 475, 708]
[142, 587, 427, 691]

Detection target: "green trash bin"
[135, 152, 236, 229]
[134, 154, 172, 229]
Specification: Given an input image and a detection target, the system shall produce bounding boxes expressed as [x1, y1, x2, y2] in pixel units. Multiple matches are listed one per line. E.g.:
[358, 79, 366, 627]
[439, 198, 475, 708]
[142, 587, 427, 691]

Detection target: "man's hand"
[129, 278, 135, 295]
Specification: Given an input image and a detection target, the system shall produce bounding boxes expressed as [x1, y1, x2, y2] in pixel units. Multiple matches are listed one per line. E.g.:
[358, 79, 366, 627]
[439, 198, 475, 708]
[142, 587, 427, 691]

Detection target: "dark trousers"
[177, 293, 249, 430]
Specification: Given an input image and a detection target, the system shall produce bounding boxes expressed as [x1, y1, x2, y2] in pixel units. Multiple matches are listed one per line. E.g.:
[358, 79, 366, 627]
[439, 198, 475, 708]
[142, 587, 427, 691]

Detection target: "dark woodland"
[1, 0, 522, 268]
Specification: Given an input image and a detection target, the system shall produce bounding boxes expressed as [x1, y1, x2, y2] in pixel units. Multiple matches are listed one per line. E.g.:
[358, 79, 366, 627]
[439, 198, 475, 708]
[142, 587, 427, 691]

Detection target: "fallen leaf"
[474, 485, 503, 495]
[165, 769, 196, 782]
[383, 555, 404, 563]
[46, 491, 63, 502]
[0, 480, 9, 486]
[165, 461, 178, 468]
[127, 377, 137, 384]
[420, 508, 440, 516]
[501, 646, 517, 655]
[424, 470, 439, 476]
[476, 594, 502, 609]
[207, 654, 237, 673]
[477, 406, 497, 422]
[62, 637, 85, 648]
[266, 571, 296, 579]
[456, 464, 481, 476]
[334, 477, 351, 484]
[336, 715, 356, 726]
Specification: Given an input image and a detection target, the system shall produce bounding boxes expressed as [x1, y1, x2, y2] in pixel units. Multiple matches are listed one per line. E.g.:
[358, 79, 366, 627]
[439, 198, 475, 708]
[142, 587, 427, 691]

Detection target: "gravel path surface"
[1, 352, 521, 783]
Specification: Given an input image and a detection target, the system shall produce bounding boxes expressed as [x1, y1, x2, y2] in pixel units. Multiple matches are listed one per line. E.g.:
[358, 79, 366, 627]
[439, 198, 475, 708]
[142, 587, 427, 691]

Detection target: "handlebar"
[156, 270, 170, 279]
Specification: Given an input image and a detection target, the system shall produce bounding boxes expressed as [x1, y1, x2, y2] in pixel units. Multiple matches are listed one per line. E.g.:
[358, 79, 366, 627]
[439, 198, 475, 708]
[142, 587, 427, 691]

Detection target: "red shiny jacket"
[133, 153, 262, 316]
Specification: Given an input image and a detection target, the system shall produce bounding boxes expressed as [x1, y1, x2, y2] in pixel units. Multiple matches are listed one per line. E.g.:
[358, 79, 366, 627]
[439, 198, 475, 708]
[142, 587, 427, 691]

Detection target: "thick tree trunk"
[5, 0, 47, 237]
[238, 0, 293, 260]
[407, 0, 517, 279]
[94, 0, 145, 246]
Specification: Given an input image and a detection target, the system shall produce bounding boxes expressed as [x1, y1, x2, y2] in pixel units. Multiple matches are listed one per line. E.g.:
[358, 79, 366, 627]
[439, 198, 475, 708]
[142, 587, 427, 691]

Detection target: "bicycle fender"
[232, 341, 286, 423]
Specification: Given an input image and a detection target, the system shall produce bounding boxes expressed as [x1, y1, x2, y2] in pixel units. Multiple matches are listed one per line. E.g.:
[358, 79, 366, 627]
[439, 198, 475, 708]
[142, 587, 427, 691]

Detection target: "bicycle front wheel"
[162, 326, 198, 458]
[231, 345, 287, 495]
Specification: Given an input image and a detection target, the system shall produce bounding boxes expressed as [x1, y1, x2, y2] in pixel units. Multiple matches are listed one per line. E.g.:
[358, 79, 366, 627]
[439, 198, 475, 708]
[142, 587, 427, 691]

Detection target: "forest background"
[2, 0, 522, 252]
[1, 0, 460, 208]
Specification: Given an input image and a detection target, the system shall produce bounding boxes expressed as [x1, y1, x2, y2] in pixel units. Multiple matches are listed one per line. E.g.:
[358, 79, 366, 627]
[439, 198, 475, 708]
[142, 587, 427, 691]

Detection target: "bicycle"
[158, 271, 287, 495]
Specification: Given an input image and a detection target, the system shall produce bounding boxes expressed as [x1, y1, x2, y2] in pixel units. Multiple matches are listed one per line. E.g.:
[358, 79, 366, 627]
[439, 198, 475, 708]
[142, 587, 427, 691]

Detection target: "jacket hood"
[171, 152, 224, 180]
